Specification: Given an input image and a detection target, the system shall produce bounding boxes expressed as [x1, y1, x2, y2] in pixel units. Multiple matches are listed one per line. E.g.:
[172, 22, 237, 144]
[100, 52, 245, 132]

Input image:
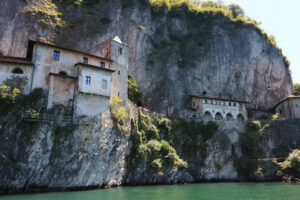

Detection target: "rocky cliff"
[0, 0, 298, 193]
[1, 99, 300, 193]
[0, 0, 293, 114]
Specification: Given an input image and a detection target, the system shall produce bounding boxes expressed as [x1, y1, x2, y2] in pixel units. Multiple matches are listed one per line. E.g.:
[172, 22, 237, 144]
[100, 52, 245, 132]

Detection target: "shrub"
[215, 162, 222, 172]
[128, 77, 142, 105]
[281, 149, 300, 172]
[3, 76, 28, 92]
[151, 158, 163, 169]
[242, 121, 269, 157]
[110, 96, 128, 131]
[128, 109, 187, 170]
[0, 85, 20, 103]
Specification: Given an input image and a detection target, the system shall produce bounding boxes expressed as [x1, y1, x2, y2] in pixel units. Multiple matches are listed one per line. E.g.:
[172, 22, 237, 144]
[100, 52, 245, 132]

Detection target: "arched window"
[59, 71, 67, 82]
[215, 112, 223, 120]
[237, 114, 245, 121]
[226, 113, 234, 121]
[59, 71, 67, 76]
[12, 68, 23, 74]
[204, 111, 213, 120]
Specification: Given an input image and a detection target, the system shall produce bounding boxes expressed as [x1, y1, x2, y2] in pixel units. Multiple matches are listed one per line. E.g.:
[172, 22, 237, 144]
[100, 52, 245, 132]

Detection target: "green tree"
[128, 77, 142, 105]
[228, 4, 245, 18]
[3, 76, 28, 92]
[110, 96, 128, 131]
[294, 83, 300, 92]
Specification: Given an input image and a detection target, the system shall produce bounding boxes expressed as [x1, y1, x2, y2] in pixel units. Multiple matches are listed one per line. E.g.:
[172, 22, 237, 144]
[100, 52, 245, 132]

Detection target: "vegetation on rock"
[128, 77, 142, 105]
[128, 110, 187, 169]
[242, 121, 269, 157]
[110, 96, 129, 131]
[3, 76, 28, 93]
[280, 149, 300, 173]
[128, 109, 218, 171]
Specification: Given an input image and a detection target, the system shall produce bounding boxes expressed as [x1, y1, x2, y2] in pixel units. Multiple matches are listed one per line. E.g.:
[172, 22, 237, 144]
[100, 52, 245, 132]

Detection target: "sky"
[221, 0, 300, 84]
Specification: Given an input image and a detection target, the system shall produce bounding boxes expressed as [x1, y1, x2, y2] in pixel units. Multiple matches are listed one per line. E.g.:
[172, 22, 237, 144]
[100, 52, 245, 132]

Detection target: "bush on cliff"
[281, 149, 300, 173]
[110, 96, 128, 131]
[242, 121, 269, 157]
[129, 109, 188, 169]
[128, 109, 218, 170]
[128, 77, 142, 105]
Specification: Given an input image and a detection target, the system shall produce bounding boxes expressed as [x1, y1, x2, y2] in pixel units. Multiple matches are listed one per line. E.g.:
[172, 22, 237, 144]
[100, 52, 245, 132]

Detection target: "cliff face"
[0, 0, 293, 114]
[0, 109, 130, 191]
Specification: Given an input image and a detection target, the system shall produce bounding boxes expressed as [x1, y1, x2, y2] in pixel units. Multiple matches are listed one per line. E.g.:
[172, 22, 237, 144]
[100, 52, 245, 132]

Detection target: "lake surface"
[1, 183, 300, 200]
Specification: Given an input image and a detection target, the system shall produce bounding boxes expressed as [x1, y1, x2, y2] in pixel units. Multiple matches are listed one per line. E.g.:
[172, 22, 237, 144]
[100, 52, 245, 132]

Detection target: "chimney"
[229, 95, 233, 100]
[203, 91, 207, 96]
[219, 93, 224, 98]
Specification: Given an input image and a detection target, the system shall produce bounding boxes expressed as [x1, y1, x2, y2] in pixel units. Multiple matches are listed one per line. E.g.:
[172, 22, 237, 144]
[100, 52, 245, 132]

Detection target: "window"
[12, 68, 23, 74]
[118, 48, 123, 55]
[234, 103, 236, 107]
[53, 50, 60, 61]
[83, 57, 88, 64]
[102, 79, 107, 89]
[205, 100, 207, 104]
[192, 102, 196, 108]
[118, 71, 120, 75]
[118, 92, 120, 96]
[100, 62, 105, 68]
[59, 71, 67, 82]
[229, 102, 231, 106]
[85, 76, 91, 85]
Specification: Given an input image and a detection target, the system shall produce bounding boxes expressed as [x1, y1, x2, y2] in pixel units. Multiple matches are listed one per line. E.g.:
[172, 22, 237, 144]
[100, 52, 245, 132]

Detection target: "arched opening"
[226, 113, 234, 121]
[59, 71, 67, 82]
[12, 68, 23, 74]
[237, 114, 245, 121]
[59, 71, 67, 76]
[204, 111, 212, 120]
[215, 112, 223, 120]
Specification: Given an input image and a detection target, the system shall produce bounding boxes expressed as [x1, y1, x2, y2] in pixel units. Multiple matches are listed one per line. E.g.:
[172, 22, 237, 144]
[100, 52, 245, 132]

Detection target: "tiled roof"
[0, 56, 33, 65]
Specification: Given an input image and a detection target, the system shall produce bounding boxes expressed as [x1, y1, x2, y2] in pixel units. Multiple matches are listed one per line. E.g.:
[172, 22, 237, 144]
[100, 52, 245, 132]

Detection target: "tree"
[294, 83, 300, 92]
[128, 77, 142, 105]
[228, 4, 245, 18]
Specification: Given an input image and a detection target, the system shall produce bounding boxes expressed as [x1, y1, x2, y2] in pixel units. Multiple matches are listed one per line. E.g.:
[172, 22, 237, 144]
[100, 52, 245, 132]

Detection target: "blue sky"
[221, 0, 300, 84]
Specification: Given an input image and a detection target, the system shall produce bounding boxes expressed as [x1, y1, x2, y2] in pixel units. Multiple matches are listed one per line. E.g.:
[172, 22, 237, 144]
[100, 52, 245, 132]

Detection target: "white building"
[179, 94, 248, 121]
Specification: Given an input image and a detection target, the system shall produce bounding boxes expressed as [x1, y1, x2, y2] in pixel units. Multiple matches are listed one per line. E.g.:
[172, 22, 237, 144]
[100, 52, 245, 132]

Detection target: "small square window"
[62, 77, 66, 83]
[100, 62, 105, 68]
[83, 57, 88, 64]
[85, 76, 91, 85]
[53, 50, 60, 61]
[102, 79, 107, 89]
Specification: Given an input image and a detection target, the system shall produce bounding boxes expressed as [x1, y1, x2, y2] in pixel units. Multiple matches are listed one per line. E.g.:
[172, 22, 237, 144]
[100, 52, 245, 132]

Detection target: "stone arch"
[226, 113, 234, 121]
[237, 114, 245, 121]
[204, 111, 213, 120]
[215, 112, 223, 120]
[12, 68, 23, 74]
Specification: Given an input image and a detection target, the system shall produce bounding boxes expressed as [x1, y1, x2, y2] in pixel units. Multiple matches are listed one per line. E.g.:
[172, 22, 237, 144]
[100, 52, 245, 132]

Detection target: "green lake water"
[1, 183, 300, 200]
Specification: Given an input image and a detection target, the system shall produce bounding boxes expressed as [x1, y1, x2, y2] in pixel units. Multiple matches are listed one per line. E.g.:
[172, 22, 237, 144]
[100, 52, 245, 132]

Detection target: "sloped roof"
[0, 56, 33, 65]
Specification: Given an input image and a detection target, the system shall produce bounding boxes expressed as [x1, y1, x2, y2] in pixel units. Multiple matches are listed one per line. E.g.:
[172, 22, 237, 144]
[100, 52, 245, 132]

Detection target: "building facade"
[179, 94, 248, 121]
[274, 94, 300, 119]
[0, 36, 128, 117]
